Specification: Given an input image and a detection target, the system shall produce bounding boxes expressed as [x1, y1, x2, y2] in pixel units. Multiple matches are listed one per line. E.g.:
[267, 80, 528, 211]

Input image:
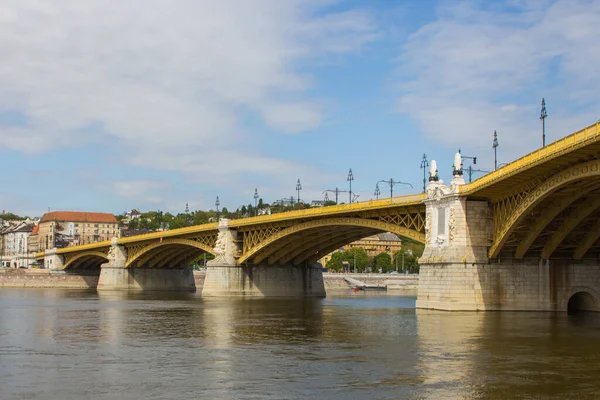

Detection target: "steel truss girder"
[273, 228, 367, 266]
[63, 250, 109, 270]
[294, 229, 379, 265]
[125, 238, 214, 267]
[574, 219, 600, 259]
[541, 196, 600, 259]
[238, 217, 424, 264]
[489, 159, 600, 259]
[514, 183, 600, 258]
[306, 231, 383, 264]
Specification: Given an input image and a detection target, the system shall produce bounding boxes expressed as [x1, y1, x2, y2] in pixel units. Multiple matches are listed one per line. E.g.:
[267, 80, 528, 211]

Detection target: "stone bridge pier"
[203, 220, 326, 297]
[416, 157, 600, 312]
[97, 238, 195, 291]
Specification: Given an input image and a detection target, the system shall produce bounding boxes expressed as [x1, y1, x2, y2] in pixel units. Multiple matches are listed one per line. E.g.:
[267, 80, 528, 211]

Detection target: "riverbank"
[0, 269, 418, 293]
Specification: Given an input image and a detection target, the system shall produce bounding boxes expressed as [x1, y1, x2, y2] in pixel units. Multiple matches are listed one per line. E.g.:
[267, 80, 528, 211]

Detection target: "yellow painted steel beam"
[306, 231, 381, 264]
[251, 229, 335, 265]
[514, 184, 600, 259]
[63, 251, 109, 270]
[461, 121, 600, 197]
[281, 228, 373, 266]
[164, 248, 200, 269]
[148, 246, 191, 269]
[541, 196, 600, 260]
[238, 217, 424, 265]
[125, 238, 213, 267]
[267, 227, 365, 265]
[292, 229, 379, 266]
[574, 220, 600, 260]
[489, 159, 600, 259]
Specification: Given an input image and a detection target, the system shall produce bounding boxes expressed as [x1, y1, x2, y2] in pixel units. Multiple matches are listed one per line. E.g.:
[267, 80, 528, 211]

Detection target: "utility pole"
[420, 154, 428, 193]
[377, 179, 413, 198]
[492, 130, 499, 170]
[323, 188, 348, 205]
[540, 98, 547, 147]
[347, 169, 354, 204]
[465, 166, 491, 183]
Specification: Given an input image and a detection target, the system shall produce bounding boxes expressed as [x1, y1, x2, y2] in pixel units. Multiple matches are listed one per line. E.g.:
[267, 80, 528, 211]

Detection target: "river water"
[1, 289, 600, 400]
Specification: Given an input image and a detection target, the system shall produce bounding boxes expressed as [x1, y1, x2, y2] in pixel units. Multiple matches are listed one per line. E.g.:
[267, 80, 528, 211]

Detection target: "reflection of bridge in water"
[38, 122, 600, 312]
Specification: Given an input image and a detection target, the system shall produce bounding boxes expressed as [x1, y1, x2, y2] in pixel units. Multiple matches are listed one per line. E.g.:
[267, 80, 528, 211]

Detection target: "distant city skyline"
[1, 0, 599, 216]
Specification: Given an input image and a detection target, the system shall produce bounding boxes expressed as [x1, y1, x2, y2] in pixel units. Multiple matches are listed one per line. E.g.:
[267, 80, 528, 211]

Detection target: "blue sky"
[1, 0, 599, 217]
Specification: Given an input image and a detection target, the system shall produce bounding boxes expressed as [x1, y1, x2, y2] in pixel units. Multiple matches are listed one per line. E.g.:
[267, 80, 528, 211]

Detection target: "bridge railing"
[460, 121, 600, 195]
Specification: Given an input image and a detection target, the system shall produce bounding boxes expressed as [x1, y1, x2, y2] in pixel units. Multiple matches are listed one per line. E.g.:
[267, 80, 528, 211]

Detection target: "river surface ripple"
[1, 289, 600, 399]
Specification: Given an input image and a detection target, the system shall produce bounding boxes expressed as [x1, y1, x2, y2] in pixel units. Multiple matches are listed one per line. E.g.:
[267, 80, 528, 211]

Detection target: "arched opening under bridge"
[567, 291, 597, 315]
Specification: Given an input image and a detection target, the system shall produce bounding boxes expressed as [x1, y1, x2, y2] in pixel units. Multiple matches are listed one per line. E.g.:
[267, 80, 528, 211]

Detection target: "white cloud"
[0, 0, 377, 178]
[112, 180, 167, 199]
[395, 0, 600, 165]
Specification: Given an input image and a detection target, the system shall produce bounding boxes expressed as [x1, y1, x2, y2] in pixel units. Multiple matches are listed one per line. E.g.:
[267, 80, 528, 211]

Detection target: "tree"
[393, 250, 420, 273]
[325, 251, 346, 272]
[374, 252, 393, 273]
[0, 212, 22, 221]
[346, 247, 369, 272]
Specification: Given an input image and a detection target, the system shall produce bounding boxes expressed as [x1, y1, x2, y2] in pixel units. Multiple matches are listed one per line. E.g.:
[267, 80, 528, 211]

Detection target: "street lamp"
[254, 188, 259, 215]
[420, 153, 429, 193]
[540, 98, 548, 147]
[459, 151, 480, 183]
[324, 192, 329, 203]
[215, 196, 220, 221]
[492, 130, 499, 170]
[377, 178, 413, 198]
[374, 183, 381, 200]
[347, 168, 354, 204]
[296, 179, 302, 205]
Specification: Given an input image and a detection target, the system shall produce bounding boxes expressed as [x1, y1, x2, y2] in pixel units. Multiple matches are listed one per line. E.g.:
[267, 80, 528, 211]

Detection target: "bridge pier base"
[97, 265, 196, 291]
[202, 263, 326, 297]
[417, 259, 600, 312]
[96, 239, 195, 291]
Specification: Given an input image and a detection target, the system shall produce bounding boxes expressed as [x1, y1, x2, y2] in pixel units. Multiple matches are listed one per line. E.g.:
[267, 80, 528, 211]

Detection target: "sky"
[1, 0, 599, 217]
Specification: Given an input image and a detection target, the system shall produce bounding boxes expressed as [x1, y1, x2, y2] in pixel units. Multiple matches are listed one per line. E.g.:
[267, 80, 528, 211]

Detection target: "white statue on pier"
[451, 151, 465, 185]
[429, 160, 438, 181]
[209, 219, 239, 266]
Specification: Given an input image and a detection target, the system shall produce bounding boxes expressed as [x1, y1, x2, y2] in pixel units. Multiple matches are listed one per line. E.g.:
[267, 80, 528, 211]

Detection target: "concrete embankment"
[323, 273, 418, 292]
[0, 269, 418, 293]
[0, 269, 99, 289]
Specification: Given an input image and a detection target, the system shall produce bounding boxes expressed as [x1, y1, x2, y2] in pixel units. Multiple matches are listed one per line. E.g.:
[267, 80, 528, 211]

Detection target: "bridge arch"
[238, 217, 424, 265]
[490, 160, 600, 259]
[126, 238, 214, 268]
[63, 251, 109, 270]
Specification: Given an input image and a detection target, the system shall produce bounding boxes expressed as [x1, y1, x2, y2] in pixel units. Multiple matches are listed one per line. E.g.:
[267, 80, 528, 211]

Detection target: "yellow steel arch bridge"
[37, 121, 600, 270]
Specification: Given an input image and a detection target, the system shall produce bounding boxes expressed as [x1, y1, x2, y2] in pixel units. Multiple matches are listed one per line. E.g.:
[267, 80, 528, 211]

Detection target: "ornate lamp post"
[420, 153, 428, 193]
[296, 179, 302, 205]
[347, 168, 354, 204]
[377, 178, 413, 198]
[540, 98, 547, 147]
[493, 130, 499, 170]
[254, 188, 259, 215]
[374, 183, 381, 200]
[215, 196, 220, 221]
